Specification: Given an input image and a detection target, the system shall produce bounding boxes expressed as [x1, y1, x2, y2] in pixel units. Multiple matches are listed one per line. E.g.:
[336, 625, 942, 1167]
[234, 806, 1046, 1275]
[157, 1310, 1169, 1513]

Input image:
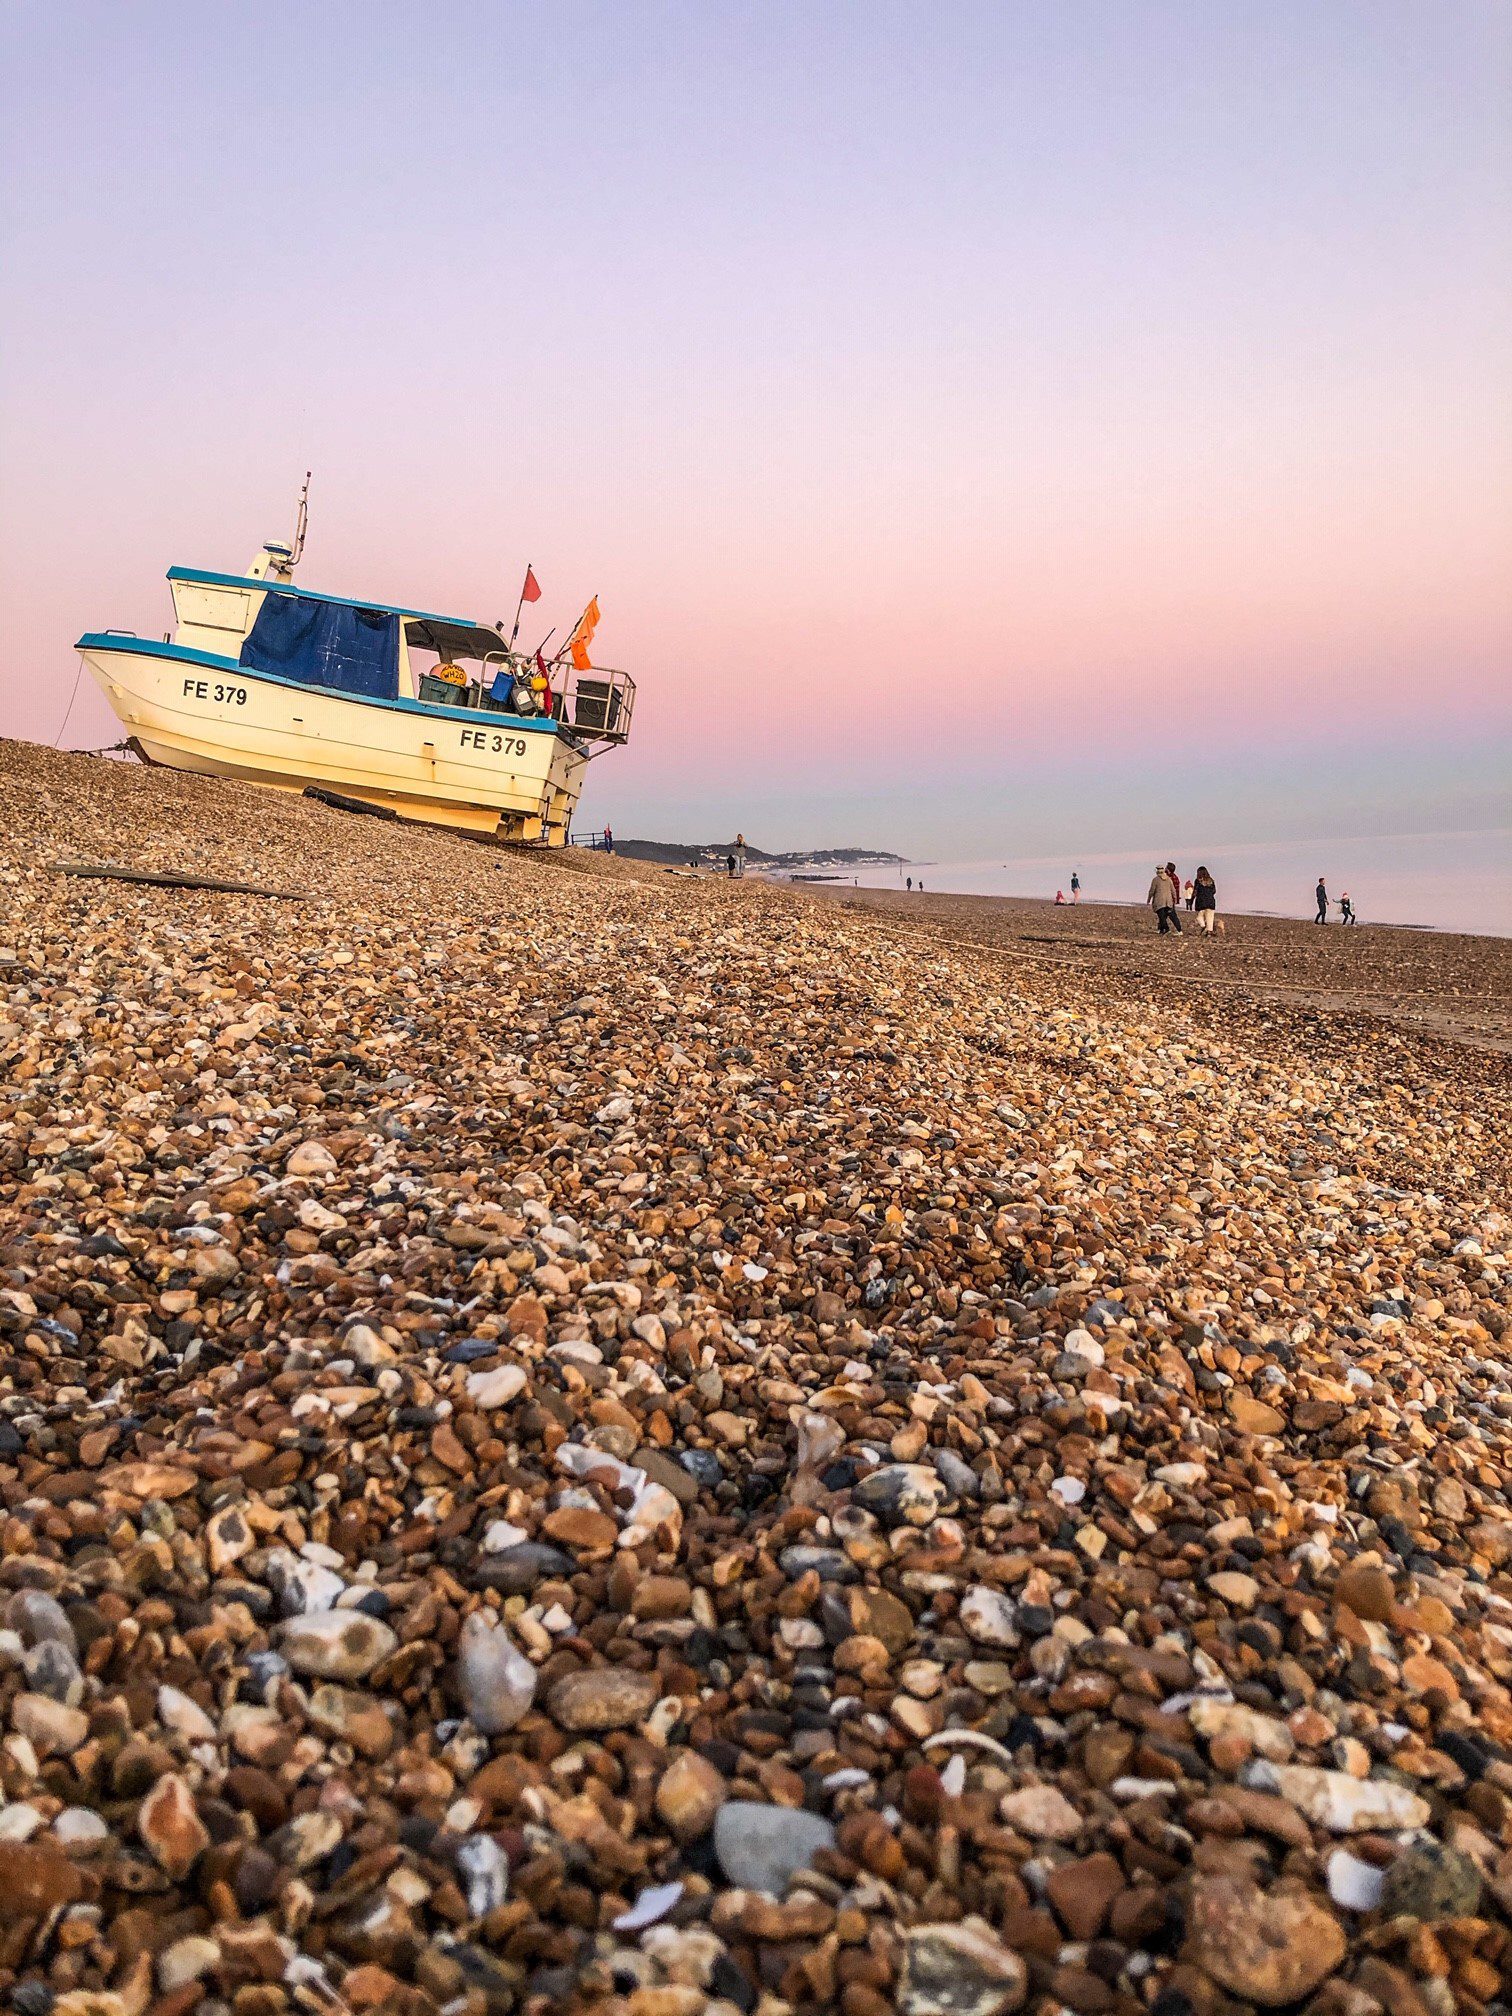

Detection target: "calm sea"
[832, 828, 1512, 938]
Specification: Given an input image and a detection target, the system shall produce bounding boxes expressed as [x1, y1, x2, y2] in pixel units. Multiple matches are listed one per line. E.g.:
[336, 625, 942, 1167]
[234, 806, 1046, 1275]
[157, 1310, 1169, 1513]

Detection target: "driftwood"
[304, 786, 399, 822]
[54, 861, 298, 900]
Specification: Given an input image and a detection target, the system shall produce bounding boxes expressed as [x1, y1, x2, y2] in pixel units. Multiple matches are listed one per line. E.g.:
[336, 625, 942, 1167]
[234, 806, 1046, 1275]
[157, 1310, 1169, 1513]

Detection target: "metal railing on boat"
[414, 662, 635, 745]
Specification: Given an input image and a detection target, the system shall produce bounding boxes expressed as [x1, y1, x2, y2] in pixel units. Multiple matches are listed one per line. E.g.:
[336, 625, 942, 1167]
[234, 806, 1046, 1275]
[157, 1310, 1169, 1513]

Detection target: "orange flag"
[568, 595, 600, 672]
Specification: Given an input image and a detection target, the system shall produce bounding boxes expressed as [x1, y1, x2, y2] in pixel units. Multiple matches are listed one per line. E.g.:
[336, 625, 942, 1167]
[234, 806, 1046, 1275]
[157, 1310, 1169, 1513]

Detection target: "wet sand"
[808, 884, 1512, 1056]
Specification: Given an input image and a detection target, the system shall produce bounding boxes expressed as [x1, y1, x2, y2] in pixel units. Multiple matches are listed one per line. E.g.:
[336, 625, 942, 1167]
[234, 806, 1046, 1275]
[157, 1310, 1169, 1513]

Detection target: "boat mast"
[248, 470, 311, 582]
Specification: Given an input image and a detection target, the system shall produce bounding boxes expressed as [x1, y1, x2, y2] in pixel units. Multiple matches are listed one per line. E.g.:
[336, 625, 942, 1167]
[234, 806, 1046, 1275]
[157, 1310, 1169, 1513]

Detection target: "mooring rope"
[51, 656, 86, 749]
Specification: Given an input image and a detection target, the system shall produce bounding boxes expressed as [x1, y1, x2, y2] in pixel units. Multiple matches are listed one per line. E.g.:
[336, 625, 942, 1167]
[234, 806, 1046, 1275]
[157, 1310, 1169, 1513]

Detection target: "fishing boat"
[74, 487, 634, 843]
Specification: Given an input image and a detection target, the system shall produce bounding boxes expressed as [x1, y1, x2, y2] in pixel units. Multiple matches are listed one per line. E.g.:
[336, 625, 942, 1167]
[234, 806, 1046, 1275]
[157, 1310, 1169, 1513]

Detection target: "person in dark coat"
[1315, 877, 1329, 923]
[1192, 866, 1218, 934]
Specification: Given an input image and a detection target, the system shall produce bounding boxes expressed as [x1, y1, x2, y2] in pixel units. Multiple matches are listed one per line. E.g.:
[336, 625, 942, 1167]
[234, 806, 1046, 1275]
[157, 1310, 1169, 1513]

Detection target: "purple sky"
[2, 1, 1508, 853]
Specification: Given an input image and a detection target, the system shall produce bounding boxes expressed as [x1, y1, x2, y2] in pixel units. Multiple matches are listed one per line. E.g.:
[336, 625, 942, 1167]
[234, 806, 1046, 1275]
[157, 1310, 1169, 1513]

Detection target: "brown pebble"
[1046, 1853, 1127, 1941]
[1334, 1563, 1397, 1622]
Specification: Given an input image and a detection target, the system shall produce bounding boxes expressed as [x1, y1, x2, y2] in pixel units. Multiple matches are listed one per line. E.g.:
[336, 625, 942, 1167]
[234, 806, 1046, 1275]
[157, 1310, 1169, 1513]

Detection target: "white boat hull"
[79, 640, 589, 842]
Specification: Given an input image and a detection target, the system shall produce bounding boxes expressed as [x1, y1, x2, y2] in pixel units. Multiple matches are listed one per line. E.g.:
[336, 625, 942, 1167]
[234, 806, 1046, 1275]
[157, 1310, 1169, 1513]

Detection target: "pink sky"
[2, 2, 1508, 853]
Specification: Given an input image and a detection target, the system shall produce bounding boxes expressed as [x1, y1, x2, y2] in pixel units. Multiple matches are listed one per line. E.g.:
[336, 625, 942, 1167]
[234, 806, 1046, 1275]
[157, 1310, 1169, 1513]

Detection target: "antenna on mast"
[290, 470, 311, 566]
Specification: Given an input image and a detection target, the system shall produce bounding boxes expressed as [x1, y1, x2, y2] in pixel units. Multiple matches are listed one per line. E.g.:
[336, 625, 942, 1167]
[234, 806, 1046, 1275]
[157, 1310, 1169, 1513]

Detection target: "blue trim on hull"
[76, 633, 561, 736]
[166, 565, 479, 629]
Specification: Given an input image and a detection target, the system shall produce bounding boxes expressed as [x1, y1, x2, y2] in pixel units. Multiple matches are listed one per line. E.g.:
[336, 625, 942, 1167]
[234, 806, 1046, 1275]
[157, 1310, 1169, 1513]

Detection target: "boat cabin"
[166, 565, 634, 741]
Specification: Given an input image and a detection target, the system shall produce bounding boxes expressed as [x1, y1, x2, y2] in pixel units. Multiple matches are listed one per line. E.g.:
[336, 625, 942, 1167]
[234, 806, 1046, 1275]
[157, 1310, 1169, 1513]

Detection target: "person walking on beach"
[603, 824, 614, 855]
[1183, 877, 1195, 912]
[1315, 876, 1329, 924]
[1340, 891, 1356, 925]
[1070, 872, 1080, 902]
[1147, 863, 1181, 934]
[906, 876, 913, 893]
[1192, 865, 1217, 934]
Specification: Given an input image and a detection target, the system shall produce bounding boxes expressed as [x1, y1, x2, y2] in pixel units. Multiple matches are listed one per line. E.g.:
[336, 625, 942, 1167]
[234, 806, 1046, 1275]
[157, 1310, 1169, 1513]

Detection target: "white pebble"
[1328, 1848, 1386, 1911]
[614, 1880, 685, 1932]
[482, 1520, 529, 1553]
[467, 1364, 527, 1409]
[52, 1807, 109, 1848]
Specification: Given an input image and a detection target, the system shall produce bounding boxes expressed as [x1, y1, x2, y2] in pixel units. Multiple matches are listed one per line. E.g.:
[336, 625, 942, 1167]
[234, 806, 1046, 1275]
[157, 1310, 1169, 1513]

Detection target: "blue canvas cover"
[240, 593, 399, 700]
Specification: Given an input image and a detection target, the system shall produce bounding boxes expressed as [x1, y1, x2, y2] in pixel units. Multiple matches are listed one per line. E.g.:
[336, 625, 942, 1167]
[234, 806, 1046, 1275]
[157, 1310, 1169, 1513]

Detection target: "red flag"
[520, 565, 542, 603]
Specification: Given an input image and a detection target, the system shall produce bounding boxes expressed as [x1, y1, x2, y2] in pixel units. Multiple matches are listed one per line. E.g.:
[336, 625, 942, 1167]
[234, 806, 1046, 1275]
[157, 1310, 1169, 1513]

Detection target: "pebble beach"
[0, 735, 1510, 2016]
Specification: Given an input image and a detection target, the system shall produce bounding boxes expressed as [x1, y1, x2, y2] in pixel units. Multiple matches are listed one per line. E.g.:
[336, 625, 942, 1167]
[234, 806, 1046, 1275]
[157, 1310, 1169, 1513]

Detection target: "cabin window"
[404, 624, 516, 711]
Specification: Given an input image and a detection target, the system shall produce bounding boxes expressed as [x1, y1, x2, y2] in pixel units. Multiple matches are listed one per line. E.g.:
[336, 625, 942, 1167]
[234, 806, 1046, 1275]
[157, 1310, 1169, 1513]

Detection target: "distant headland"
[603, 837, 903, 871]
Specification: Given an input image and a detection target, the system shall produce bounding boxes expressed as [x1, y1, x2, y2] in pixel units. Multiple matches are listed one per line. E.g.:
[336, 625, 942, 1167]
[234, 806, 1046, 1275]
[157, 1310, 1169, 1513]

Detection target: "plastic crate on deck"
[573, 680, 622, 734]
[418, 673, 474, 708]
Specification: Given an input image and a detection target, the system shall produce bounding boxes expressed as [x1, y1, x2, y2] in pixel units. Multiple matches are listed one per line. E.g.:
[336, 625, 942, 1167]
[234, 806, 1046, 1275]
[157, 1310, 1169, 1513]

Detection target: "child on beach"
[1070, 872, 1080, 901]
[1340, 892, 1355, 924]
